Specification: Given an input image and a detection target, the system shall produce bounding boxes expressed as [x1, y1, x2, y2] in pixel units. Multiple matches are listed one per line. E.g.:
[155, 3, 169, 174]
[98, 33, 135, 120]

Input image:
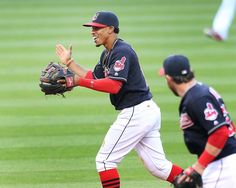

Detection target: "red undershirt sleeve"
[77, 77, 123, 94]
[84, 70, 94, 79]
[198, 125, 229, 167]
[207, 125, 229, 148]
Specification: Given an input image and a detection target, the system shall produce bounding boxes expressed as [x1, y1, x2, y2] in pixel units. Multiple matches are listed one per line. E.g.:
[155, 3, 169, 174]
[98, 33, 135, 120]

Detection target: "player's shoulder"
[114, 39, 132, 51]
[190, 82, 209, 96]
[113, 39, 136, 57]
[184, 82, 210, 102]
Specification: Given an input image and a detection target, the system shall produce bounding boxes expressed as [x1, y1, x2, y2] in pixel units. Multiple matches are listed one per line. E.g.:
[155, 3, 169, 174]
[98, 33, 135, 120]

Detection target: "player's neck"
[104, 35, 118, 51]
[178, 79, 197, 97]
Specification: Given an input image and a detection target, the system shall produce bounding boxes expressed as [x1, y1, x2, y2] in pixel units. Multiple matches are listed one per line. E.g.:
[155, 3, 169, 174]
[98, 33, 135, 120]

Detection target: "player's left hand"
[39, 62, 75, 96]
[173, 166, 203, 188]
[56, 44, 72, 65]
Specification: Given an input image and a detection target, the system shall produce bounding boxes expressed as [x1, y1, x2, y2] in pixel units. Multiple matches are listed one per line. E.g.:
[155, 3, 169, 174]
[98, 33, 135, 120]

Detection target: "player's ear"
[108, 26, 115, 34]
[166, 75, 172, 81]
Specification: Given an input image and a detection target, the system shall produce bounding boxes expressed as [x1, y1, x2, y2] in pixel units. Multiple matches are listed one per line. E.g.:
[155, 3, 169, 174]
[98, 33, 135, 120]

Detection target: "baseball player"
[204, 0, 236, 41]
[55, 11, 183, 188]
[159, 54, 236, 187]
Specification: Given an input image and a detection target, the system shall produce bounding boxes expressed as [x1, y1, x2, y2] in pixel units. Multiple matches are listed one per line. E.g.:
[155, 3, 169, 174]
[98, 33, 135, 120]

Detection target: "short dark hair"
[172, 71, 195, 84]
[114, 27, 119, 34]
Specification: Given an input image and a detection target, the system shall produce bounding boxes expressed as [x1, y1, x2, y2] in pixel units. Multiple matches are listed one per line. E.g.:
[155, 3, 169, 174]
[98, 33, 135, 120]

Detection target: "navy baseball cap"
[159, 55, 191, 76]
[83, 11, 119, 29]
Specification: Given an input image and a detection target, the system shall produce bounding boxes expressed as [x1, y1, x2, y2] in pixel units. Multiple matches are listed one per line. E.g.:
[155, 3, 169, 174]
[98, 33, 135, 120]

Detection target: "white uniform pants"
[96, 99, 172, 180]
[202, 153, 236, 188]
[213, 0, 236, 40]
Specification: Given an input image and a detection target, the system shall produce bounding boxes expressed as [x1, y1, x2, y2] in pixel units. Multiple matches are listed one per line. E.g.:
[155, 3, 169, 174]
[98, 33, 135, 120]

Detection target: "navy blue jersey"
[179, 82, 236, 160]
[93, 39, 152, 110]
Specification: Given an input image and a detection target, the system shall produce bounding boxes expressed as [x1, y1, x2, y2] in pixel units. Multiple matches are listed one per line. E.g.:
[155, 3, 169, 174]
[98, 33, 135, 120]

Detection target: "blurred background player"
[159, 54, 236, 187]
[204, 0, 236, 41]
[55, 11, 183, 188]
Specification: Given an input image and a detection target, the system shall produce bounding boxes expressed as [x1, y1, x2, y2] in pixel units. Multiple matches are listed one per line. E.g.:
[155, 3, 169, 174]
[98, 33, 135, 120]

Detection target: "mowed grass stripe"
[0, 152, 187, 173]
[0, 145, 99, 160]
[0, 169, 98, 184]
[0, 113, 115, 126]
[2, 42, 236, 60]
[2, 37, 235, 49]
[0, 0, 217, 15]
[1, 61, 236, 76]
[0, 126, 183, 144]
[0, 158, 97, 172]
[0, 97, 109, 107]
[0, 182, 100, 188]
[0, 170, 171, 187]
[0, 119, 112, 134]
[0, 135, 104, 149]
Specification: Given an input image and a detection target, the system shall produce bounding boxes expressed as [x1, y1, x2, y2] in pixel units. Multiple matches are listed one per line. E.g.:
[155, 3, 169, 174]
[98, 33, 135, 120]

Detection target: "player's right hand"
[56, 44, 72, 65]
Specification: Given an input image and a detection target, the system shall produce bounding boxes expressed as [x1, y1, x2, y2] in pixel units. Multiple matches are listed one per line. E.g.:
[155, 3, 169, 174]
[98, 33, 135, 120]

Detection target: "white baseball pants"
[202, 153, 236, 188]
[213, 0, 236, 40]
[96, 99, 172, 180]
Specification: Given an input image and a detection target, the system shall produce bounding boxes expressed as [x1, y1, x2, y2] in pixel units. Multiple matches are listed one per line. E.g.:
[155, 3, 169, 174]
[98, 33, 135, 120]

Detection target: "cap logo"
[92, 12, 99, 21]
[181, 70, 188, 75]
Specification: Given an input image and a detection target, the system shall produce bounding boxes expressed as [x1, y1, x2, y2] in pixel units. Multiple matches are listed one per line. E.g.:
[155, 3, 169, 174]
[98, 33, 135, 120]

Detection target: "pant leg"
[213, 0, 236, 39]
[202, 154, 236, 188]
[134, 106, 172, 180]
[96, 100, 164, 172]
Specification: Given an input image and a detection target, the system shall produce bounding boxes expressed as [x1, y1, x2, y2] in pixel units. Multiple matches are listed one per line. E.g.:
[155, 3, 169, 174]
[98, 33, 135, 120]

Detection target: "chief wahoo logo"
[113, 56, 126, 72]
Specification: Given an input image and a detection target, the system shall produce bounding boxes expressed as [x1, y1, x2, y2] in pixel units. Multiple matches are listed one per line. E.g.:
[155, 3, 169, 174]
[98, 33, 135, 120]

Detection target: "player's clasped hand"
[173, 167, 203, 188]
[56, 44, 73, 65]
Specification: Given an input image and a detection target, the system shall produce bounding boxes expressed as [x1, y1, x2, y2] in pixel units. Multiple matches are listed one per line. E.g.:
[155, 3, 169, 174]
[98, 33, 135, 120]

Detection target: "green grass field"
[0, 0, 236, 187]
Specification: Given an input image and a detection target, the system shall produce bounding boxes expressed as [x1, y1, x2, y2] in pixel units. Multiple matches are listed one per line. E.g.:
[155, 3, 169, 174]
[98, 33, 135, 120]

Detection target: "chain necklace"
[101, 38, 119, 70]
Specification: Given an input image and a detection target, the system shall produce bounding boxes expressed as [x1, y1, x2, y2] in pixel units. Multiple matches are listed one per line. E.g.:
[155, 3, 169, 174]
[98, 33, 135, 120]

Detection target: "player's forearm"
[193, 125, 229, 174]
[67, 59, 88, 78]
[193, 144, 222, 174]
[76, 77, 122, 94]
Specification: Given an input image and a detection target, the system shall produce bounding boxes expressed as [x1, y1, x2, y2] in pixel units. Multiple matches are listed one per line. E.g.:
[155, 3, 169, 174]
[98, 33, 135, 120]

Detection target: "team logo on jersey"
[113, 56, 126, 72]
[204, 103, 218, 121]
[180, 113, 194, 129]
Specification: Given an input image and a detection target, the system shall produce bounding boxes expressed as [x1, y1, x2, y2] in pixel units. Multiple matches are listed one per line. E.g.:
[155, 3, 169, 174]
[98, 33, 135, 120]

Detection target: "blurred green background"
[0, 0, 235, 187]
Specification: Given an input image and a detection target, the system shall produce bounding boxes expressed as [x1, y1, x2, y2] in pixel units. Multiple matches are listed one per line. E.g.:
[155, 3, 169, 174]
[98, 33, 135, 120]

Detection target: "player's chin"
[94, 39, 102, 47]
[95, 44, 102, 47]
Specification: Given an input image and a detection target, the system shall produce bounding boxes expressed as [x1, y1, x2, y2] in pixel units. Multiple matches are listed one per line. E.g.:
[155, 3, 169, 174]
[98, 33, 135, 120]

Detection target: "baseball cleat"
[203, 28, 224, 41]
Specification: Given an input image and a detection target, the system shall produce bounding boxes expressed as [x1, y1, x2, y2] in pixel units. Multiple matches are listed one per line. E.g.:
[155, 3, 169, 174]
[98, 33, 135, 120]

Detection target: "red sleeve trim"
[78, 77, 122, 94]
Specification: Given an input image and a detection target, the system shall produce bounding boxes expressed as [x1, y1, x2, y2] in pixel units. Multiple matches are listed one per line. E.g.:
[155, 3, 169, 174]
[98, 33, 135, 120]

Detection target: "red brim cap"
[83, 22, 107, 28]
[159, 67, 165, 76]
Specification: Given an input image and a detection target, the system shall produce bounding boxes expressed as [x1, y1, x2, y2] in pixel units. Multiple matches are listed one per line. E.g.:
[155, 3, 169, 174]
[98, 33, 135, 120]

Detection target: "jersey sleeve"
[93, 51, 106, 79]
[107, 49, 130, 82]
[189, 96, 228, 135]
[93, 61, 104, 79]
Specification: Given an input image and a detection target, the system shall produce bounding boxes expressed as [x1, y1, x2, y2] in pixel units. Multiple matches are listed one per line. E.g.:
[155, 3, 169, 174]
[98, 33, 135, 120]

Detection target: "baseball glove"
[39, 62, 75, 96]
[173, 167, 203, 188]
